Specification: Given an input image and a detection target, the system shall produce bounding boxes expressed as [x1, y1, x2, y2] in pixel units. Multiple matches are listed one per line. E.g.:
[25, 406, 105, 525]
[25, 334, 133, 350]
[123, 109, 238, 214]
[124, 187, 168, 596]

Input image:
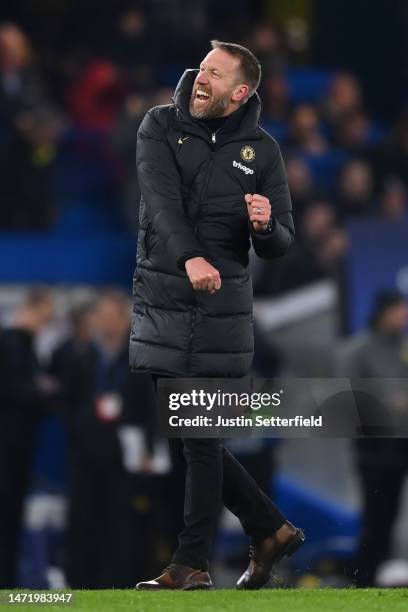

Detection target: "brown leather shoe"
[136, 563, 213, 590]
[236, 521, 305, 590]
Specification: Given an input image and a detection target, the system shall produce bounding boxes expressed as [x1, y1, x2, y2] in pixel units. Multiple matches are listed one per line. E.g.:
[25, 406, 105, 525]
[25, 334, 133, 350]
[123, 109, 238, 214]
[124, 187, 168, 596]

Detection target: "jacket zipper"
[187, 134, 218, 372]
[200, 151, 215, 203]
[198, 129, 219, 206]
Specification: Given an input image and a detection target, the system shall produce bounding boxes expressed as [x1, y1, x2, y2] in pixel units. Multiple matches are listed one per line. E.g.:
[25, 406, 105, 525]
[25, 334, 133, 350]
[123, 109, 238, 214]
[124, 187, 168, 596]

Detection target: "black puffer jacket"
[130, 69, 294, 377]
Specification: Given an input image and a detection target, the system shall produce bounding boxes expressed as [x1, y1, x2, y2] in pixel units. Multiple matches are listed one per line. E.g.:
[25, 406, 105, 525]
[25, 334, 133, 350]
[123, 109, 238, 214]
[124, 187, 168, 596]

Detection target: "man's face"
[381, 302, 408, 334]
[189, 48, 245, 119]
[96, 299, 130, 340]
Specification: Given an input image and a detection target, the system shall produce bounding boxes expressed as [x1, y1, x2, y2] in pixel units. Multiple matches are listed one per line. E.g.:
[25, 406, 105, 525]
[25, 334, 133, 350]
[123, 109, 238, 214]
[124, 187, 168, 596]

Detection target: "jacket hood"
[172, 68, 262, 135]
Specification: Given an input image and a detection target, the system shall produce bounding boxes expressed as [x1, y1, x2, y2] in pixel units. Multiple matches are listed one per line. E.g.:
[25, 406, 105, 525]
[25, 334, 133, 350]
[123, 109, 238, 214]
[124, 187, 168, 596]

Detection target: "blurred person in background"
[66, 59, 127, 132]
[111, 91, 150, 234]
[298, 200, 349, 282]
[58, 290, 156, 589]
[252, 199, 348, 297]
[302, 201, 349, 275]
[0, 23, 62, 230]
[0, 287, 58, 588]
[299, 199, 337, 246]
[105, 7, 155, 91]
[251, 320, 284, 377]
[379, 177, 408, 222]
[0, 23, 47, 124]
[148, 0, 208, 65]
[333, 110, 373, 154]
[48, 299, 98, 429]
[285, 157, 321, 223]
[336, 159, 375, 218]
[0, 105, 63, 229]
[321, 72, 363, 132]
[247, 22, 288, 74]
[345, 290, 408, 586]
[287, 104, 328, 155]
[262, 73, 290, 123]
[112, 87, 174, 234]
[377, 107, 408, 188]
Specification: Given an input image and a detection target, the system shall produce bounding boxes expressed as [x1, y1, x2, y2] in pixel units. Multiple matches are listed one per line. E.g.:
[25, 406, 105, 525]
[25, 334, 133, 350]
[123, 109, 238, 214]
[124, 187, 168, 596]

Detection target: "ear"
[231, 84, 250, 103]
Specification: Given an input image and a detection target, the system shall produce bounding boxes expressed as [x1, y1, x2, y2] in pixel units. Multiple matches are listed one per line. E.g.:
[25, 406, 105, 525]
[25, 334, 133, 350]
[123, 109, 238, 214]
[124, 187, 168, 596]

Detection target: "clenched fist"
[245, 193, 271, 232]
[185, 257, 221, 294]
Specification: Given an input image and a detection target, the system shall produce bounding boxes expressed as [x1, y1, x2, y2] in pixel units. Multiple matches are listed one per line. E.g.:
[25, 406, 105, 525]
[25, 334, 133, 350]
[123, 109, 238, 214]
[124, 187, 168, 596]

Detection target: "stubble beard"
[189, 91, 230, 119]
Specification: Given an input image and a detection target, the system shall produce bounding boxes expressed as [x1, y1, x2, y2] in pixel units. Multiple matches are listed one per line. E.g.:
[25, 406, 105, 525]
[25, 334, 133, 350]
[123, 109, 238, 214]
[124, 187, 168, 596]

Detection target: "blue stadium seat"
[0, 233, 135, 285]
[287, 69, 333, 104]
[301, 150, 351, 193]
[56, 128, 117, 198]
[159, 64, 186, 88]
[262, 120, 289, 143]
[53, 200, 125, 235]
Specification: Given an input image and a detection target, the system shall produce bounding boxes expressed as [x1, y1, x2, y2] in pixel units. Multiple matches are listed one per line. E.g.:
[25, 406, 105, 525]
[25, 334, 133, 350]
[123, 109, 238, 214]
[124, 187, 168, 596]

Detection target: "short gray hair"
[210, 39, 262, 97]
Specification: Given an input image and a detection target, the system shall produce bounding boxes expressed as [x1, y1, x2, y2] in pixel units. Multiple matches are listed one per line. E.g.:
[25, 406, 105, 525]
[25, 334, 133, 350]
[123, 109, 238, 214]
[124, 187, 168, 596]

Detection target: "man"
[0, 288, 58, 587]
[344, 290, 408, 586]
[52, 292, 156, 588]
[131, 41, 304, 590]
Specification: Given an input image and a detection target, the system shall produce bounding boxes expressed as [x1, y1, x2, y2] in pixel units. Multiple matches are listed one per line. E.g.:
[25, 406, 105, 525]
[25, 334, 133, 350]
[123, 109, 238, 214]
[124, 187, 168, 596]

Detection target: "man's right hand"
[185, 257, 221, 294]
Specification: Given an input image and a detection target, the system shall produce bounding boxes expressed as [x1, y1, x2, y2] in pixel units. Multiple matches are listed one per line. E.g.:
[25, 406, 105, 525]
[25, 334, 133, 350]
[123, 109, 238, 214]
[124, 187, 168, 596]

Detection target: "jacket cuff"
[177, 251, 207, 271]
[249, 217, 276, 240]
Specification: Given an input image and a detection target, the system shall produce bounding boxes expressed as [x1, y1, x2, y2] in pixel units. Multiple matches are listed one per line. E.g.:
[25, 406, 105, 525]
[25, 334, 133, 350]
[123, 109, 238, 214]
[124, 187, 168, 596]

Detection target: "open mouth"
[195, 89, 211, 102]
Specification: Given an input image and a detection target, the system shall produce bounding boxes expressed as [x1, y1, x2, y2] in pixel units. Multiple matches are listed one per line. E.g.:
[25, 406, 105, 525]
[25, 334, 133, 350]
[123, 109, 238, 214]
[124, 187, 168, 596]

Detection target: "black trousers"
[354, 466, 406, 586]
[0, 414, 37, 588]
[168, 437, 286, 571]
[67, 448, 156, 588]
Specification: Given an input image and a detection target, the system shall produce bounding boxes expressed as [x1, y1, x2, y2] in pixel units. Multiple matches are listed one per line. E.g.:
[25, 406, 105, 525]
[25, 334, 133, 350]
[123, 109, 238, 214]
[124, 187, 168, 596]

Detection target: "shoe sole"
[136, 584, 213, 591]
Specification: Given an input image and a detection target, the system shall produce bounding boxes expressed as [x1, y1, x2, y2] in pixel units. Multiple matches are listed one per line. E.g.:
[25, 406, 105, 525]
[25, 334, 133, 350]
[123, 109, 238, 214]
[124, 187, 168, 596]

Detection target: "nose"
[197, 71, 209, 85]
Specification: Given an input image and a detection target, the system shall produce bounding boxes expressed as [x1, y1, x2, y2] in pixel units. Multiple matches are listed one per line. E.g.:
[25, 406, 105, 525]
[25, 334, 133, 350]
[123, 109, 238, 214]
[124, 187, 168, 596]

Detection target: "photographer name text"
[168, 415, 323, 428]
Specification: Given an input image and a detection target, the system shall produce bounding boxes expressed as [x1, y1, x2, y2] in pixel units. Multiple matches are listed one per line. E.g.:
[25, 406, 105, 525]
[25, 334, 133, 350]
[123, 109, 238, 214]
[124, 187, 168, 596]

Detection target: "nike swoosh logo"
[178, 137, 189, 145]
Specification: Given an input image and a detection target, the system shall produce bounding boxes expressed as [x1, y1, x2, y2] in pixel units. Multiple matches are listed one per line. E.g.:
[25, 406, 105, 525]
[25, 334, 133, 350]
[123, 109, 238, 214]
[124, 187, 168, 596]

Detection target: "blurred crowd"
[0, 4, 407, 299]
[0, 286, 285, 589]
[1, 286, 408, 588]
[0, 287, 185, 588]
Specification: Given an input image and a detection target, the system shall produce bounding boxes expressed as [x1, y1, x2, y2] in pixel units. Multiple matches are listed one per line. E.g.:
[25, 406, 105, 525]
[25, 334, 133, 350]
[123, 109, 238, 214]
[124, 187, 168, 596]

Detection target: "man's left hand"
[245, 194, 271, 232]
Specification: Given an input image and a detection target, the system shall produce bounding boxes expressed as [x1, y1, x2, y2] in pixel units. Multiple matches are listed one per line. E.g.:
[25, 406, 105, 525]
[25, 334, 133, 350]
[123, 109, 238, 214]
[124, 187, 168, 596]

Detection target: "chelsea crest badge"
[240, 145, 255, 162]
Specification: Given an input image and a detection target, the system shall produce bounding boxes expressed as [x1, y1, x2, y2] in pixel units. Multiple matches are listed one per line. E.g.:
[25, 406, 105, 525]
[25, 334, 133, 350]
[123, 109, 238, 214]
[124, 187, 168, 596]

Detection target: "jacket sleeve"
[137, 108, 206, 269]
[250, 141, 295, 259]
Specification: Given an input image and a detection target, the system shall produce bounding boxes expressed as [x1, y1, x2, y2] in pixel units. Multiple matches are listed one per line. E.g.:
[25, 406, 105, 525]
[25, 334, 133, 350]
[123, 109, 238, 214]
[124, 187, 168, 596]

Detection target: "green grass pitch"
[3, 589, 408, 611]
